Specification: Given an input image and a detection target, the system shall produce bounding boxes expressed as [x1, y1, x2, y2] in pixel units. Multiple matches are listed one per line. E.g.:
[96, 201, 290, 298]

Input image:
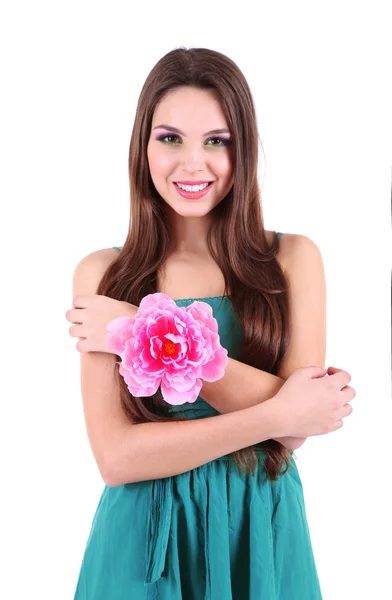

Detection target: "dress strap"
[277, 232, 283, 239]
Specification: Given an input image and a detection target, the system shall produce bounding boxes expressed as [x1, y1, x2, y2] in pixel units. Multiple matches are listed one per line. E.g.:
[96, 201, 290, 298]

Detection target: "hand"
[65, 294, 138, 353]
[270, 365, 356, 438]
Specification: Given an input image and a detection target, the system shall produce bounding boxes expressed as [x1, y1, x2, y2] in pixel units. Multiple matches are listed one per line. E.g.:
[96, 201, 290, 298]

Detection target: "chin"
[174, 206, 215, 217]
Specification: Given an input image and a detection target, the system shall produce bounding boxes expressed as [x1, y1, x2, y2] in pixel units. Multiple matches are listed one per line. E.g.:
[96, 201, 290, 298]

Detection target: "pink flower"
[106, 292, 228, 405]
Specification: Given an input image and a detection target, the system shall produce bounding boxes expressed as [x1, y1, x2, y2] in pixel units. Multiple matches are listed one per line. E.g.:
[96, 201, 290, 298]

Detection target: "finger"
[65, 308, 84, 324]
[69, 325, 85, 338]
[326, 419, 344, 434]
[300, 366, 327, 378]
[329, 369, 351, 388]
[76, 339, 87, 353]
[327, 366, 344, 376]
[341, 385, 356, 401]
[327, 366, 351, 384]
[334, 419, 344, 431]
[337, 403, 353, 419]
[73, 295, 94, 308]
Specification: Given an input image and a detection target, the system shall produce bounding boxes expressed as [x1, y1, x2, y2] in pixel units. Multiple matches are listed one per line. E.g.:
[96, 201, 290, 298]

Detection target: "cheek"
[147, 147, 176, 179]
[216, 154, 233, 179]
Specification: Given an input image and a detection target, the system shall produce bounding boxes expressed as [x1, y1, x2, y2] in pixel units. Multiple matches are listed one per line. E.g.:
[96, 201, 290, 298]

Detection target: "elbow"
[101, 463, 130, 488]
[100, 457, 131, 488]
[98, 456, 116, 487]
[96, 433, 138, 487]
[100, 456, 137, 487]
[293, 438, 307, 450]
[101, 468, 120, 488]
[97, 449, 129, 488]
[275, 437, 308, 451]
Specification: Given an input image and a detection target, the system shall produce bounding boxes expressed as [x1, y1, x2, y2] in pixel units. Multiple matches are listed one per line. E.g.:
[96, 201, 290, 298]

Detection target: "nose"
[181, 144, 207, 173]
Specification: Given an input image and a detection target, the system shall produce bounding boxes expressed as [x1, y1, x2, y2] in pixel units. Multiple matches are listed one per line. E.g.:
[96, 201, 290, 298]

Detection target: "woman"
[66, 47, 354, 599]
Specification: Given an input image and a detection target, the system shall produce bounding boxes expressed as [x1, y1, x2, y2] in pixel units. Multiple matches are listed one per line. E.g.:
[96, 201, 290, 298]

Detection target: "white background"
[1, 1, 391, 598]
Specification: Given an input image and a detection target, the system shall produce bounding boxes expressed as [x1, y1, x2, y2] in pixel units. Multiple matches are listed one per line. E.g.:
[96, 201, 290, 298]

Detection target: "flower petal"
[119, 363, 160, 397]
[160, 378, 202, 405]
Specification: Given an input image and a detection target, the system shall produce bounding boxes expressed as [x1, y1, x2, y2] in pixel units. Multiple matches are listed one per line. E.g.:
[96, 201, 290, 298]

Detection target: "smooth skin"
[65, 86, 355, 484]
[147, 86, 234, 258]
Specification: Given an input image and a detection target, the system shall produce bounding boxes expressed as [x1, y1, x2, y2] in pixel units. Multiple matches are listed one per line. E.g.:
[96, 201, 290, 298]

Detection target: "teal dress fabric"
[73, 232, 322, 599]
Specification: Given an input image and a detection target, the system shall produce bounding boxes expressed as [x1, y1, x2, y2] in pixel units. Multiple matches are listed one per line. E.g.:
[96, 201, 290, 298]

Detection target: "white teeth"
[176, 182, 210, 192]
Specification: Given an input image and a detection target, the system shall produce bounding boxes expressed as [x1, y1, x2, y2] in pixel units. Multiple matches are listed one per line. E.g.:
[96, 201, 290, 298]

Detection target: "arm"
[109, 398, 283, 486]
[79, 341, 283, 487]
[200, 234, 327, 451]
[73, 251, 285, 487]
[199, 359, 299, 449]
[200, 358, 284, 412]
[113, 235, 325, 451]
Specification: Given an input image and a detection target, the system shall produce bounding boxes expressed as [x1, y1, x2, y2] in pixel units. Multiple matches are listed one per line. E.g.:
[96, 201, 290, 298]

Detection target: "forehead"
[152, 87, 228, 131]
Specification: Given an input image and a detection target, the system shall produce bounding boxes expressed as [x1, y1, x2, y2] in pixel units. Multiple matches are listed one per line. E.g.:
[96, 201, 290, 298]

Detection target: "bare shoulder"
[265, 231, 323, 273]
[72, 247, 121, 295]
[75, 246, 120, 268]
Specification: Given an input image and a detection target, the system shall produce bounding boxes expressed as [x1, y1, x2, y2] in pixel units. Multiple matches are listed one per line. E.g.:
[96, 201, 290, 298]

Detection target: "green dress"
[73, 234, 322, 599]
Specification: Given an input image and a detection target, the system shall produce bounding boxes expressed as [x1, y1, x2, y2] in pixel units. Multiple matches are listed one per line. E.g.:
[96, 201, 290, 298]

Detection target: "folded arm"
[111, 236, 325, 451]
[199, 358, 302, 449]
[200, 234, 327, 451]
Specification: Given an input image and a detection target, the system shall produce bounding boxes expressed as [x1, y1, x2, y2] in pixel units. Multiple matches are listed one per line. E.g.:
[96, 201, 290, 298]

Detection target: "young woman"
[66, 47, 355, 599]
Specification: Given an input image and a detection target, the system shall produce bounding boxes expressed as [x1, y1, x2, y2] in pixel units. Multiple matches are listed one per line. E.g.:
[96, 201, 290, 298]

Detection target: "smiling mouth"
[174, 182, 214, 190]
[173, 181, 215, 199]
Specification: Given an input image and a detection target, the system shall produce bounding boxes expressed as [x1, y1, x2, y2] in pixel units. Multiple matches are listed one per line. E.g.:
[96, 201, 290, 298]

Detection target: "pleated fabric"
[74, 449, 321, 599]
[74, 235, 322, 599]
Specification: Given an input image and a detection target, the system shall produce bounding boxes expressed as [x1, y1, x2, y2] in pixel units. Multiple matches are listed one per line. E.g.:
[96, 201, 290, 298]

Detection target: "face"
[147, 86, 234, 218]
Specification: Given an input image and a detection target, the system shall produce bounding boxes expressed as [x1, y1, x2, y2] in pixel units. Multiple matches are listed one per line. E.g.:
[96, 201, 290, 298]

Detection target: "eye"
[157, 134, 181, 144]
[206, 136, 231, 147]
[156, 134, 232, 147]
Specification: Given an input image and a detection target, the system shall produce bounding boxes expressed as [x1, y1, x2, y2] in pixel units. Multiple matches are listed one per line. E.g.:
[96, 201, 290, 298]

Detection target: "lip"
[174, 180, 214, 185]
[173, 181, 215, 200]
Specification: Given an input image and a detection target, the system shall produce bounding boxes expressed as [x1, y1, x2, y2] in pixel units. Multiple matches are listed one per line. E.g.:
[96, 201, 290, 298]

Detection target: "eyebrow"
[152, 124, 231, 136]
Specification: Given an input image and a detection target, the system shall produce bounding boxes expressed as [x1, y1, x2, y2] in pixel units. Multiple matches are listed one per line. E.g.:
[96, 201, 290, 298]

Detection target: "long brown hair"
[96, 47, 292, 481]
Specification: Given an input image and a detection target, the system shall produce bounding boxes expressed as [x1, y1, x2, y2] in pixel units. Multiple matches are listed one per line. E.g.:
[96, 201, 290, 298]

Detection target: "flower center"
[163, 341, 176, 355]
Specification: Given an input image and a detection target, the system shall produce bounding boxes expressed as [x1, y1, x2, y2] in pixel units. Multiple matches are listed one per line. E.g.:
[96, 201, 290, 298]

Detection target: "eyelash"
[156, 134, 232, 147]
